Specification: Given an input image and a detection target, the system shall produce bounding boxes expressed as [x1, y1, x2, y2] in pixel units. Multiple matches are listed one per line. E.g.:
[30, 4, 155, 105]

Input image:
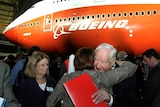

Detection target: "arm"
[92, 61, 137, 105]
[10, 59, 25, 85]
[102, 61, 137, 86]
[47, 74, 75, 107]
[0, 61, 21, 107]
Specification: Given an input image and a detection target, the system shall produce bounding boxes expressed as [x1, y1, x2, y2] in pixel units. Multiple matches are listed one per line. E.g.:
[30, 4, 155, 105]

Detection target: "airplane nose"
[3, 28, 18, 44]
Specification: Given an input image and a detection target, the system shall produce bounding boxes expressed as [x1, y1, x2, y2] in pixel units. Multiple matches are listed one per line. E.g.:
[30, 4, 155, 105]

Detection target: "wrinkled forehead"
[95, 48, 111, 60]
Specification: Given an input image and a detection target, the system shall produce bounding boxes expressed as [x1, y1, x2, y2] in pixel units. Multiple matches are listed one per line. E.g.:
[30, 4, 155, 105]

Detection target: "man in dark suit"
[0, 60, 21, 107]
[111, 51, 137, 107]
[141, 48, 160, 107]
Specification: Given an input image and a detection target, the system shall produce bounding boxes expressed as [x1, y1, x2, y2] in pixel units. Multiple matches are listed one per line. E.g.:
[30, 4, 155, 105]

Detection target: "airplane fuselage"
[3, 0, 160, 56]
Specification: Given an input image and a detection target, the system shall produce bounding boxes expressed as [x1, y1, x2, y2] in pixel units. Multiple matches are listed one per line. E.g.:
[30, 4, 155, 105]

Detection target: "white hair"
[94, 43, 117, 61]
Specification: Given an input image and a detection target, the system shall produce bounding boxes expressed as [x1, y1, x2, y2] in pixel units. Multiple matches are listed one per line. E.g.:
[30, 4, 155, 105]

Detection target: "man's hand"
[91, 89, 110, 104]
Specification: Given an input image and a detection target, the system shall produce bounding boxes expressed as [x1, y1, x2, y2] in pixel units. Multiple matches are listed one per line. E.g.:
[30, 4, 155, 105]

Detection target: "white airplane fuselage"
[3, 0, 160, 56]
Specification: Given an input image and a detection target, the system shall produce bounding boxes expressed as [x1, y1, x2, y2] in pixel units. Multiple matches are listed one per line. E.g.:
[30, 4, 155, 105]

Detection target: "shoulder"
[0, 61, 10, 74]
[47, 77, 56, 83]
[20, 77, 35, 85]
[0, 61, 8, 67]
[15, 59, 26, 66]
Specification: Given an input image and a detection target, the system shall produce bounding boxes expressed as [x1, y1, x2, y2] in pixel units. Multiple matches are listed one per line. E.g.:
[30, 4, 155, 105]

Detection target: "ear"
[150, 56, 156, 62]
[111, 58, 116, 66]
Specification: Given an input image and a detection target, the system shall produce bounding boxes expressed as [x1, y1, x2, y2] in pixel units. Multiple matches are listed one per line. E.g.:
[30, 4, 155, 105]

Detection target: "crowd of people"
[0, 43, 160, 107]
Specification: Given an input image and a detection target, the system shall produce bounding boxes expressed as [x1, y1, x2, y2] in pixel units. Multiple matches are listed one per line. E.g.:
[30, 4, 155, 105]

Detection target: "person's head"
[55, 54, 62, 63]
[142, 48, 159, 68]
[22, 46, 41, 70]
[94, 43, 117, 72]
[24, 52, 50, 78]
[74, 47, 94, 71]
[27, 46, 41, 57]
[117, 51, 128, 61]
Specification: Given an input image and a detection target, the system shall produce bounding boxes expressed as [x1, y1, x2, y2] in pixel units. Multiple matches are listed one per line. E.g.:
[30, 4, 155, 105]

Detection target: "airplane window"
[34, 22, 36, 25]
[141, 11, 145, 16]
[55, 19, 58, 22]
[123, 12, 127, 17]
[92, 15, 95, 19]
[64, 18, 67, 21]
[107, 13, 111, 18]
[60, 19, 62, 22]
[102, 14, 105, 18]
[112, 13, 116, 18]
[153, 10, 157, 15]
[96, 14, 100, 19]
[30, 6, 35, 9]
[72, 17, 75, 21]
[37, 22, 40, 25]
[77, 16, 80, 20]
[146, 10, 151, 16]
[129, 12, 133, 17]
[86, 15, 90, 19]
[82, 16, 85, 20]
[68, 17, 71, 21]
[118, 12, 122, 18]
[135, 11, 139, 16]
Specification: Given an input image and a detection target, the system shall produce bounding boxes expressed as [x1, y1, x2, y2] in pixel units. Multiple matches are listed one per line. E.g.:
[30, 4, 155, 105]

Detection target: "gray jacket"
[47, 61, 137, 107]
[0, 61, 21, 107]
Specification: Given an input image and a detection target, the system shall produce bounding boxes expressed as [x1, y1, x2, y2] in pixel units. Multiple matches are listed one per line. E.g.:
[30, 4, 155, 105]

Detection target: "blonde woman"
[16, 52, 56, 107]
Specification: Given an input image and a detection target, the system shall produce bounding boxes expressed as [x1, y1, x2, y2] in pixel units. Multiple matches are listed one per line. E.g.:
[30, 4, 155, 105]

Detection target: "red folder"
[63, 73, 109, 107]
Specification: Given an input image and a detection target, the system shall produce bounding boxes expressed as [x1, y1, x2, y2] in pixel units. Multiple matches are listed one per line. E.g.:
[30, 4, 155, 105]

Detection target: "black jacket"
[112, 63, 137, 107]
[142, 63, 160, 107]
[16, 77, 56, 107]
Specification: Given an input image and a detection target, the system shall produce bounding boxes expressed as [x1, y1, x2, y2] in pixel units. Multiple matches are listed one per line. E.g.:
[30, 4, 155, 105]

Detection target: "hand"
[91, 89, 110, 104]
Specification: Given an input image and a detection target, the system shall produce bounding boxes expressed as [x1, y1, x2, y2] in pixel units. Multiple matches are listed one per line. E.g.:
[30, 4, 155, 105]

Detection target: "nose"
[3, 28, 18, 44]
[94, 61, 102, 69]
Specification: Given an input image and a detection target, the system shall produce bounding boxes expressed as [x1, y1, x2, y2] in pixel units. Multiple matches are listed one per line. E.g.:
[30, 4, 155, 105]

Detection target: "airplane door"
[43, 14, 53, 31]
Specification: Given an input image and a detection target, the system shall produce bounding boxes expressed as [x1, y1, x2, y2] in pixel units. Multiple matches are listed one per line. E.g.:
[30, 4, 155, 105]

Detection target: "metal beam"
[0, 1, 15, 7]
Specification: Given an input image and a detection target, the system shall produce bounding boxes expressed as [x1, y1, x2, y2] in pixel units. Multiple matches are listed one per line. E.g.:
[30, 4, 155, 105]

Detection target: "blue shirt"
[10, 59, 26, 85]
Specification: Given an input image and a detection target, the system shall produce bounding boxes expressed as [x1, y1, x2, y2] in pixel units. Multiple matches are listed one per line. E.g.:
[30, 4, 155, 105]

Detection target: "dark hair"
[142, 48, 159, 59]
[74, 47, 94, 71]
[22, 46, 41, 70]
[27, 46, 41, 57]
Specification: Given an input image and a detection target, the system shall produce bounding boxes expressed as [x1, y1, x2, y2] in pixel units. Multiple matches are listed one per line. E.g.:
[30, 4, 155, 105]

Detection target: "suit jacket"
[151, 92, 160, 107]
[46, 61, 137, 107]
[49, 61, 67, 82]
[142, 63, 160, 107]
[16, 76, 56, 107]
[0, 61, 21, 107]
[112, 63, 137, 107]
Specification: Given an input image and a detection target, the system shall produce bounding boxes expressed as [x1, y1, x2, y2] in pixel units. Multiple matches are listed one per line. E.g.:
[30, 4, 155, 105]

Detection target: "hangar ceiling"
[0, 0, 17, 34]
[0, 0, 41, 55]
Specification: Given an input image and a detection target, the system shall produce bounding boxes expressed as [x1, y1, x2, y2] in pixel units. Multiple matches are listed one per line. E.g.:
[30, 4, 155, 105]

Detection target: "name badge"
[0, 97, 6, 107]
[46, 87, 54, 92]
